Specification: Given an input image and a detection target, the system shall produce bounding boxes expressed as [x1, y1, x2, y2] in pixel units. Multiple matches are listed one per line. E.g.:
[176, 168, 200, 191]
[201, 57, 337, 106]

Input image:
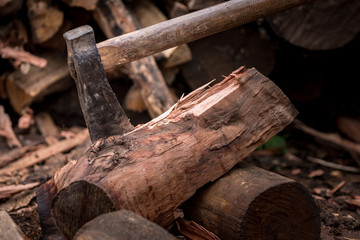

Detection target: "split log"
[36, 67, 298, 239]
[0, 211, 24, 240]
[73, 210, 177, 240]
[6, 51, 72, 113]
[94, 0, 177, 118]
[61, 0, 99, 11]
[181, 24, 275, 90]
[183, 163, 320, 240]
[27, 0, 64, 44]
[266, 0, 360, 50]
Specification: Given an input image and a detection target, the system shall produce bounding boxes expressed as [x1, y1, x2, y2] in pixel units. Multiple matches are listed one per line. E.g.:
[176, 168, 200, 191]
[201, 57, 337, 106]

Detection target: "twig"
[0, 43, 47, 68]
[306, 156, 360, 173]
[0, 128, 89, 174]
[0, 182, 39, 199]
[0, 144, 39, 168]
[331, 180, 346, 194]
[293, 119, 360, 167]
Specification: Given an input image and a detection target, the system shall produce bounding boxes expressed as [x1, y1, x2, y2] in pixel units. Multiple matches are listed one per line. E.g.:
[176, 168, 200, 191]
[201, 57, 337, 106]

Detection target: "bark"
[36, 67, 298, 238]
[73, 210, 177, 240]
[183, 163, 320, 240]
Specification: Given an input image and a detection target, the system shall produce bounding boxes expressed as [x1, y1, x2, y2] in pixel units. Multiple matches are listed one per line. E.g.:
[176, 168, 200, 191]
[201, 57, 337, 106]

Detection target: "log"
[94, 0, 177, 118]
[266, 0, 360, 50]
[132, 0, 192, 69]
[36, 67, 298, 239]
[182, 163, 320, 240]
[6, 51, 72, 113]
[27, 0, 64, 44]
[73, 210, 177, 240]
[181, 24, 275, 90]
[0, 211, 24, 240]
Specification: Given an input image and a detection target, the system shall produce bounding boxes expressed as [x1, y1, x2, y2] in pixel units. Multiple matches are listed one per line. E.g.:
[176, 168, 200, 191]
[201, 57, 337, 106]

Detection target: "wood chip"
[308, 169, 324, 178]
[176, 218, 221, 240]
[18, 107, 35, 129]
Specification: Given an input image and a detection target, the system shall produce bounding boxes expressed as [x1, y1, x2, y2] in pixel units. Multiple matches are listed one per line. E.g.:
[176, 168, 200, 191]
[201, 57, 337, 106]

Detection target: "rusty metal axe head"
[63, 25, 133, 143]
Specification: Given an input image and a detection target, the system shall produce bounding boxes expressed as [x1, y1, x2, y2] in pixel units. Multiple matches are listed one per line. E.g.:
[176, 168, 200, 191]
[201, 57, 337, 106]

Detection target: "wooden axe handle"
[97, 0, 314, 70]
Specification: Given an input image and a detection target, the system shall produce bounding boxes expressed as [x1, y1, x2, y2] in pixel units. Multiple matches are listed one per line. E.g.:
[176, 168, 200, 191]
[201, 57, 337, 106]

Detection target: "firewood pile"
[0, 0, 359, 239]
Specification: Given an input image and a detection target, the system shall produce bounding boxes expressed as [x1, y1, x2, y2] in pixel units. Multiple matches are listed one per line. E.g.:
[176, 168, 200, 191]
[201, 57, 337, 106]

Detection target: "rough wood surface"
[97, 0, 314, 70]
[94, 0, 177, 118]
[37, 67, 298, 238]
[183, 163, 320, 240]
[266, 0, 360, 50]
[6, 52, 71, 113]
[73, 210, 177, 240]
[0, 211, 24, 240]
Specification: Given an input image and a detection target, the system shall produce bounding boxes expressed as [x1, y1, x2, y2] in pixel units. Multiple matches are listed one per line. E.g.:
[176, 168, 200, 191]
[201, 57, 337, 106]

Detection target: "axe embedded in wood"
[37, 0, 315, 239]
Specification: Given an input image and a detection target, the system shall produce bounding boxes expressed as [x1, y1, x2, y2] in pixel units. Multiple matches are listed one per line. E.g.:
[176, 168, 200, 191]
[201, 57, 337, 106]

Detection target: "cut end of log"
[52, 180, 115, 239]
[241, 182, 320, 239]
[183, 163, 320, 240]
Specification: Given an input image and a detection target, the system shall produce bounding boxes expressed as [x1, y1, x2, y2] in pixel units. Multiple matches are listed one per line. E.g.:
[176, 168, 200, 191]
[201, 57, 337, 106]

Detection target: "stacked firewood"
[0, 0, 359, 239]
